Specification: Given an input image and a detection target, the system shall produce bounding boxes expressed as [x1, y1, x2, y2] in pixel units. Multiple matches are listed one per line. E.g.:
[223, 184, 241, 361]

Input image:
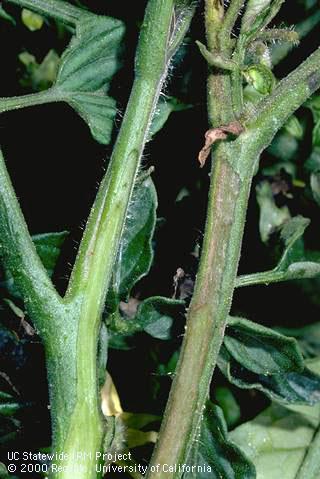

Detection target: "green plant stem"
[47, 2, 194, 478]
[5, 0, 82, 25]
[219, 0, 245, 53]
[236, 269, 289, 287]
[296, 424, 320, 479]
[0, 1, 195, 478]
[0, 89, 59, 114]
[147, 18, 320, 479]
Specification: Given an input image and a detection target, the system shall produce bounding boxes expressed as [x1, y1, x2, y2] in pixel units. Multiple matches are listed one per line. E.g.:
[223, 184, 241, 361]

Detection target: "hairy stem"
[147, 8, 320, 479]
[0, 89, 60, 114]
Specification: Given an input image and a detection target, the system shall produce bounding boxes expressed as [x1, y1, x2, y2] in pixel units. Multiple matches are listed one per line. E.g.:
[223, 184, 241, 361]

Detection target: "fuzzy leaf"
[256, 181, 290, 243]
[183, 402, 256, 479]
[52, 13, 124, 143]
[225, 317, 304, 375]
[109, 177, 157, 301]
[230, 359, 320, 479]
[218, 345, 320, 405]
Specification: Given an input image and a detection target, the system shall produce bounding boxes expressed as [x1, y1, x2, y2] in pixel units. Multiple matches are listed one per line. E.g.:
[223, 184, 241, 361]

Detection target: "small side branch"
[0, 149, 63, 334]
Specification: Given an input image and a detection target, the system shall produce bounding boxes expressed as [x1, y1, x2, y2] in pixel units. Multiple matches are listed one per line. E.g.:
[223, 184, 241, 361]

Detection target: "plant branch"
[236, 269, 295, 288]
[0, 149, 63, 332]
[5, 0, 82, 25]
[247, 47, 320, 145]
[44, 2, 195, 478]
[0, 89, 60, 114]
[219, 0, 245, 53]
[147, 5, 320, 479]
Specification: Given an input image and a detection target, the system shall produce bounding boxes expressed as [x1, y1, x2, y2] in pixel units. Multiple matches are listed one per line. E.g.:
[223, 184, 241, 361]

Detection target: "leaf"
[183, 402, 256, 479]
[310, 170, 320, 206]
[149, 97, 192, 138]
[275, 216, 320, 280]
[241, 0, 273, 33]
[225, 316, 304, 375]
[238, 216, 320, 287]
[21, 9, 44, 31]
[0, 5, 15, 25]
[218, 345, 320, 405]
[213, 387, 241, 428]
[241, 0, 285, 44]
[109, 177, 157, 302]
[32, 231, 69, 277]
[283, 115, 304, 140]
[19, 50, 60, 91]
[0, 231, 68, 298]
[0, 391, 22, 417]
[52, 12, 124, 144]
[108, 296, 184, 348]
[137, 296, 183, 340]
[276, 322, 320, 359]
[256, 181, 291, 243]
[230, 359, 320, 479]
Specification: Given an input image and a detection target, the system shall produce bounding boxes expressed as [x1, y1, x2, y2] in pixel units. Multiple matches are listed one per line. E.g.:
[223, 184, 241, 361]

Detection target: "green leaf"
[0, 5, 16, 25]
[237, 216, 320, 287]
[256, 181, 291, 243]
[230, 359, 320, 479]
[149, 97, 192, 138]
[21, 9, 44, 31]
[283, 115, 304, 140]
[218, 345, 320, 405]
[19, 50, 60, 91]
[137, 296, 183, 340]
[276, 322, 320, 359]
[109, 176, 158, 302]
[183, 402, 255, 479]
[241, 0, 285, 44]
[310, 170, 320, 206]
[0, 392, 22, 417]
[225, 316, 304, 375]
[213, 387, 241, 428]
[52, 12, 124, 143]
[275, 216, 320, 279]
[32, 231, 68, 276]
[108, 296, 184, 347]
[267, 131, 299, 161]
[241, 0, 273, 33]
[0, 231, 68, 298]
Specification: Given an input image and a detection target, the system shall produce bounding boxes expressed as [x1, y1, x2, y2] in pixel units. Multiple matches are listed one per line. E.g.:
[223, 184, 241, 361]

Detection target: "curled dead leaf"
[198, 121, 244, 167]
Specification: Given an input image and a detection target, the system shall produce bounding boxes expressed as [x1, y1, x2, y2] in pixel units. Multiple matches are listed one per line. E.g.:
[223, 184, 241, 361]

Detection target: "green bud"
[243, 64, 275, 95]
